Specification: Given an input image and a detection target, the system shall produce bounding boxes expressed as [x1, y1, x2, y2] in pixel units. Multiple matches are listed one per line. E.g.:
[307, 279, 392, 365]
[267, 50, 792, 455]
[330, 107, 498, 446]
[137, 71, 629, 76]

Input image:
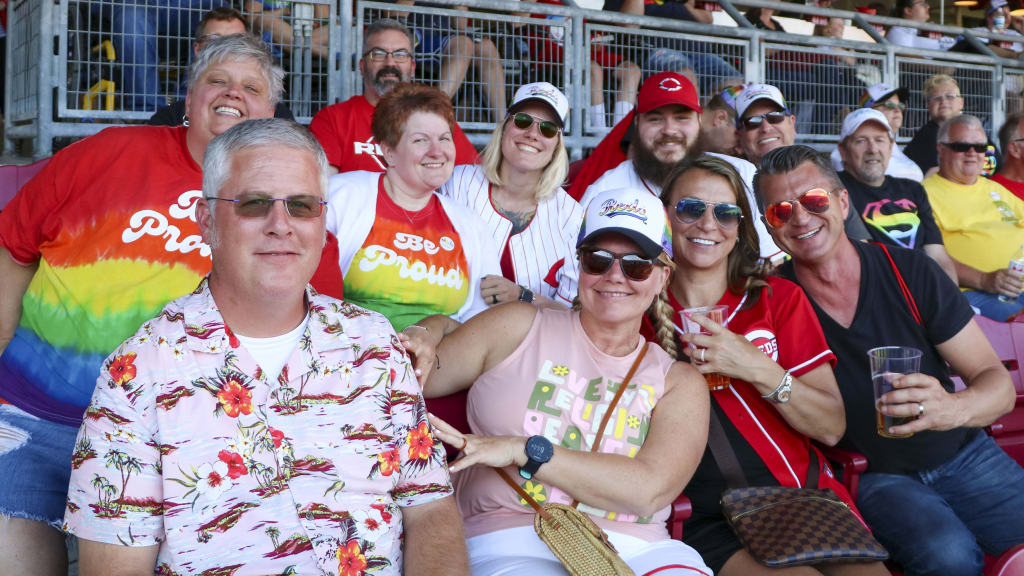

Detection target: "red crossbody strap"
[873, 242, 923, 326]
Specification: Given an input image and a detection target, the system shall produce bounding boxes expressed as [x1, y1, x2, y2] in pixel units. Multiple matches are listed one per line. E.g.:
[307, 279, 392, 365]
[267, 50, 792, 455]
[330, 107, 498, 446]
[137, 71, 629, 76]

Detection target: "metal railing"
[5, 0, 1022, 157]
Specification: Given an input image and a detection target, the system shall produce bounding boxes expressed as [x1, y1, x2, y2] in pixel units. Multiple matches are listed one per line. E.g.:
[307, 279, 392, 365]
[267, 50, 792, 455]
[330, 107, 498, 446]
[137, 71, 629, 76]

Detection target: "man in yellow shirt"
[922, 114, 1024, 320]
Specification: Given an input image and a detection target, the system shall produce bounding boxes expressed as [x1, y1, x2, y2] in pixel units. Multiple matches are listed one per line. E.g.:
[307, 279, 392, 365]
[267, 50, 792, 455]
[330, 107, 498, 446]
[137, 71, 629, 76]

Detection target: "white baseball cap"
[840, 108, 894, 141]
[860, 82, 908, 109]
[510, 82, 569, 127]
[577, 188, 673, 260]
[735, 84, 789, 118]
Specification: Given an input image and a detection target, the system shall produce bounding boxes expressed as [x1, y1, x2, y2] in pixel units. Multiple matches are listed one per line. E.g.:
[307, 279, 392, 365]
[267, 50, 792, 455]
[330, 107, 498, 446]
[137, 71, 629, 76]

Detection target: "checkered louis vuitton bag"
[709, 410, 888, 567]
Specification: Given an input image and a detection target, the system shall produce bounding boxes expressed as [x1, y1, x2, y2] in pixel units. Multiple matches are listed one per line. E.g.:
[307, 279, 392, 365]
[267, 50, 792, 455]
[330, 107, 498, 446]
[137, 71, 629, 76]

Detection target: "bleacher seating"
[6, 0, 1024, 156]
[0, 157, 50, 211]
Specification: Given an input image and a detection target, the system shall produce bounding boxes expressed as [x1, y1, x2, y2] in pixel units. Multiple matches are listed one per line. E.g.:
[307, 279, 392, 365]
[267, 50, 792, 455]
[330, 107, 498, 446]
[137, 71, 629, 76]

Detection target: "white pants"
[467, 525, 713, 576]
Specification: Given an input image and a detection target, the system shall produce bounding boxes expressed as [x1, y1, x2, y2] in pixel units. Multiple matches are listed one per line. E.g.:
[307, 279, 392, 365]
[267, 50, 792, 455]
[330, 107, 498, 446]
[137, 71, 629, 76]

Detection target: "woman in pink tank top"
[405, 188, 713, 575]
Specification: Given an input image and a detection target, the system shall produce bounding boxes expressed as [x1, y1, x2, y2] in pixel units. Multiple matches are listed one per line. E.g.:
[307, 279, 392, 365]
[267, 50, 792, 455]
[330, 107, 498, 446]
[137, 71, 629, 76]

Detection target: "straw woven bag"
[493, 344, 649, 576]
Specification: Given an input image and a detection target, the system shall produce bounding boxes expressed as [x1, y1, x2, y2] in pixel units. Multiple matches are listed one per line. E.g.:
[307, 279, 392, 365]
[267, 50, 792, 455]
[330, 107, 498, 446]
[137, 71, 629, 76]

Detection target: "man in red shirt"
[309, 19, 477, 174]
[995, 112, 1024, 203]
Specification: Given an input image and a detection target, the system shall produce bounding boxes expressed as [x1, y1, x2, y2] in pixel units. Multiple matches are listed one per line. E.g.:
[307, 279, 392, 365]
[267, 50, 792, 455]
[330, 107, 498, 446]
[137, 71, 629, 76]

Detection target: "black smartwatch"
[519, 435, 553, 479]
[518, 286, 535, 304]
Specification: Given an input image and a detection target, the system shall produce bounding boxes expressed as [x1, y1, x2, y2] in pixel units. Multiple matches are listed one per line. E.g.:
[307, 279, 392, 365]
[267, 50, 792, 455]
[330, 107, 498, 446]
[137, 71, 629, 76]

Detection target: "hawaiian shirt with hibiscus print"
[64, 281, 452, 575]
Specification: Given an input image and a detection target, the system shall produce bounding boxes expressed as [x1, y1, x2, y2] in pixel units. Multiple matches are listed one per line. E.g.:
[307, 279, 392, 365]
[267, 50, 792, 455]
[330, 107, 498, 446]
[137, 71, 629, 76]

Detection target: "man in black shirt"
[754, 144, 1024, 575]
[836, 108, 957, 282]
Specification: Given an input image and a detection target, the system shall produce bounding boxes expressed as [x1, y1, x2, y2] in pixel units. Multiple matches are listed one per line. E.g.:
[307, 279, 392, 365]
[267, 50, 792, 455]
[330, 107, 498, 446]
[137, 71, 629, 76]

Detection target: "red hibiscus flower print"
[337, 540, 367, 576]
[217, 379, 253, 418]
[376, 448, 400, 476]
[269, 427, 284, 448]
[108, 353, 138, 385]
[406, 422, 435, 461]
[370, 503, 393, 524]
[218, 450, 248, 479]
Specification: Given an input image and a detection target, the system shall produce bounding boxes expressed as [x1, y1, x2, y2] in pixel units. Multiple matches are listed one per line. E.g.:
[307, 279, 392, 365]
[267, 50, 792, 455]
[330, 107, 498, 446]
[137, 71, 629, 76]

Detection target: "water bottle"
[999, 244, 1024, 303]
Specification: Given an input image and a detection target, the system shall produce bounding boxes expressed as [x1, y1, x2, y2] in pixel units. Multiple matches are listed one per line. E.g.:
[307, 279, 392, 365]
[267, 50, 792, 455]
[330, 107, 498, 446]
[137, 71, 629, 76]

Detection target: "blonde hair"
[480, 114, 570, 203]
[923, 74, 959, 100]
[651, 287, 681, 360]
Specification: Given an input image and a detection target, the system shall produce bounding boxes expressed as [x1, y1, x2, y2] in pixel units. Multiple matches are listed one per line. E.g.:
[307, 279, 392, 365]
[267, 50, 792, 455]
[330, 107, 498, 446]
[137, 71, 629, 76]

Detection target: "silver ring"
[699, 348, 706, 362]
[492, 294, 498, 305]
[918, 402, 925, 417]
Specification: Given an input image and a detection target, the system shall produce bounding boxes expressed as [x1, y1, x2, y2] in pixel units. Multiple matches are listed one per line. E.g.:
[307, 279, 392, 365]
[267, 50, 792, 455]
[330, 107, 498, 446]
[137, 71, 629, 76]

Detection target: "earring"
[183, 114, 190, 128]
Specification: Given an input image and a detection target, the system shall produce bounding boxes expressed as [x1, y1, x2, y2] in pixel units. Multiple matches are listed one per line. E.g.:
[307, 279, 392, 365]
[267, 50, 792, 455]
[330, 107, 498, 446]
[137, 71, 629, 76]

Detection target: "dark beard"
[373, 66, 404, 96]
[632, 137, 679, 189]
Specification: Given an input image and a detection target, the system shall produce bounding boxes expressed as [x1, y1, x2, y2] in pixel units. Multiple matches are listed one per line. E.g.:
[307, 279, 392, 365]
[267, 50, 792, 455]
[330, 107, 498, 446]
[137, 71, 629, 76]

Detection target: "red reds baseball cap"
[636, 72, 701, 115]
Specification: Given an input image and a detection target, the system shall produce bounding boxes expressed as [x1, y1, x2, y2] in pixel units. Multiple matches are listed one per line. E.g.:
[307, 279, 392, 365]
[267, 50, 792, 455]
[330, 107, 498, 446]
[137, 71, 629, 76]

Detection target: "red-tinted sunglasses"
[763, 188, 831, 228]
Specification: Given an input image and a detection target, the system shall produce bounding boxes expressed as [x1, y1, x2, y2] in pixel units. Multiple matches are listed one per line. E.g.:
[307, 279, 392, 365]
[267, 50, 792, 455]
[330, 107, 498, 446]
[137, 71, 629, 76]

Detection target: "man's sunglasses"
[578, 248, 658, 281]
[675, 198, 743, 229]
[738, 111, 788, 130]
[941, 142, 988, 154]
[763, 188, 831, 228]
[364, 48, 413, 63]
[875, 101, 906, 111]
[208, 194, 327, 219]
[508, 112, 561, 139]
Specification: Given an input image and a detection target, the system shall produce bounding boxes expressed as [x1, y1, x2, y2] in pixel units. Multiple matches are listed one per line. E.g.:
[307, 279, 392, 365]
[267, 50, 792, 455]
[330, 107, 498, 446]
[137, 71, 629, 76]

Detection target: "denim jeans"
[856, 432, 1024, 576]
[0, 404, 81, 526]
[91, 1, 227, 111]
[964, 289, 1024, 322]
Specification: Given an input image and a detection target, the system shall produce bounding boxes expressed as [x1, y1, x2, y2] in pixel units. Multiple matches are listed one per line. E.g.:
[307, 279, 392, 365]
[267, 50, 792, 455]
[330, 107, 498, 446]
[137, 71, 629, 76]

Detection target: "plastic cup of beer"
[678, 305, 731, 391]
[868, 346, 923, 438]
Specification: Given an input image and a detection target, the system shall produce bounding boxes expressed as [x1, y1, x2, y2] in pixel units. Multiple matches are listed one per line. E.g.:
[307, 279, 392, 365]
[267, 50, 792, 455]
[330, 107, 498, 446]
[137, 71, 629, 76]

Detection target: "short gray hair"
[752, 145, 843, 212]
[203, 119, 330, 219]
[362, 19, 415, 56]
[189, 34, 285, 106]
[938, 114, 985, 144]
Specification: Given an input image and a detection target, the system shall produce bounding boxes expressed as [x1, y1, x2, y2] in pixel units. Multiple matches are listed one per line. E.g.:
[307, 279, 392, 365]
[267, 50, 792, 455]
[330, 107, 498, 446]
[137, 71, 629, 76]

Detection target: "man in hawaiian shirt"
[63, 118, 468, 575]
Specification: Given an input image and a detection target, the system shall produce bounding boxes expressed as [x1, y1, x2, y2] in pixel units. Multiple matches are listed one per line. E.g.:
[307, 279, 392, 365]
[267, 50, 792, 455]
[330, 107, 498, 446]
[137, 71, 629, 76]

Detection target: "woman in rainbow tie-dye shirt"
[0, 35, 283, 574]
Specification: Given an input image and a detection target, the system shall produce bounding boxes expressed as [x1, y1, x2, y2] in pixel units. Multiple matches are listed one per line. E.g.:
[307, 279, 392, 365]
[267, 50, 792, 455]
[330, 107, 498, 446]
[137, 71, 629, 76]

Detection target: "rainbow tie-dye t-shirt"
[343, 187, 469, 331]
[0, 126, 210, 424]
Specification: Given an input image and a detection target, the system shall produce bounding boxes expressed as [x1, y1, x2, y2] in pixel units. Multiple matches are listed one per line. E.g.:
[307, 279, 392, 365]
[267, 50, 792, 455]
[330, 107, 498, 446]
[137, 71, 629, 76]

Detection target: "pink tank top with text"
[456, 308, 676, 541]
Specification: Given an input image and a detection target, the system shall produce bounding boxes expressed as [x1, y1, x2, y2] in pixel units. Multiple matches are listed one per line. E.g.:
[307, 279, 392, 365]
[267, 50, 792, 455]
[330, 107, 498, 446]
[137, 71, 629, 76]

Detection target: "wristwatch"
[763, 370, 793, 404]
[518, 286, 535, 304]
[519, 435, 553, 479]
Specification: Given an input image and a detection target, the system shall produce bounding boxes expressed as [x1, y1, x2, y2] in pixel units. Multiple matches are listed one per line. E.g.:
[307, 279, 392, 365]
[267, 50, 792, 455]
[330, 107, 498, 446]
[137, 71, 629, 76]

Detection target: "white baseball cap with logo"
[577, 188, 673, 260]
[840, 108, 894, 142]
[735, 83, 789, 118]
[510, 82, 570, 127]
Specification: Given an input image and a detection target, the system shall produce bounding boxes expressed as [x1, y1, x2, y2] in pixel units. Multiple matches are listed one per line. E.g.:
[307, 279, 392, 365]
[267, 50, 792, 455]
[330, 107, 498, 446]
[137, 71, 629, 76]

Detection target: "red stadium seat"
[424, 390, 473, 462]
[0, 157, 50, 211]
[987, 543, 1024, 576]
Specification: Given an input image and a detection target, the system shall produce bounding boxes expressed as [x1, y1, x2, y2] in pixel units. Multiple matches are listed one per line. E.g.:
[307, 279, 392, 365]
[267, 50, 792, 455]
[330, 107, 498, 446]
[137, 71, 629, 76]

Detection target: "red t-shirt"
[309, 94, 479, 172]
[991, 173, 1024, 204]
[641, 277, 850, 498]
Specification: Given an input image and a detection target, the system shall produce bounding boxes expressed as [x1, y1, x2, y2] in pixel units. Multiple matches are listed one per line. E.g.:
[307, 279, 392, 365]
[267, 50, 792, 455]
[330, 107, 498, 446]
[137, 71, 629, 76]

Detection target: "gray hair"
[999, 112, 1024, 154]
[189, 34, 285, 106]
[362, 19, 416, 56]
[752, 145, 844, 212]
[203, 119, 330, 225]
[937, 114, 985, 144]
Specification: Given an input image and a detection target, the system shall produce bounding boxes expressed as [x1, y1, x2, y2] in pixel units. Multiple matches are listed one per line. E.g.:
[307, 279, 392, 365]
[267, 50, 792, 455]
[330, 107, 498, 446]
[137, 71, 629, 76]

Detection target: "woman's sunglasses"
[763, 188, 831, 228]
[578, 248, 657, 281]
[509, 112, 561, 139]
[675, 198, 743, 229]
[208, 194, 327, 218]
[737, 111, 788, 131]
